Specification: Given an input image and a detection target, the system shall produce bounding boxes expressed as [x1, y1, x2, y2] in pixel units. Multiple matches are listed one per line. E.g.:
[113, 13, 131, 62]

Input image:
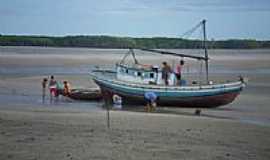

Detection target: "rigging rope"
[180, 21, 204, 40]
[119, 49, 138, 65]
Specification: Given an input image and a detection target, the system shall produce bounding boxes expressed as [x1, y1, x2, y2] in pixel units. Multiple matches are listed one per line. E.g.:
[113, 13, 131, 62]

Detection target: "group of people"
[42, 75, 71, 103]
[162, 59, 184, 86]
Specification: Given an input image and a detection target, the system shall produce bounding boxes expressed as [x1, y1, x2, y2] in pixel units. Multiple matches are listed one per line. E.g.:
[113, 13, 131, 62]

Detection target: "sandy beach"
[1, 107, 270, 160]
[1, 46, 270, 159]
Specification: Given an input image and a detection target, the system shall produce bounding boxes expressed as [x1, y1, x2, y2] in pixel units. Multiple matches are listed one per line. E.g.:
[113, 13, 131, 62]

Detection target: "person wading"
[48, 75, 57, 103]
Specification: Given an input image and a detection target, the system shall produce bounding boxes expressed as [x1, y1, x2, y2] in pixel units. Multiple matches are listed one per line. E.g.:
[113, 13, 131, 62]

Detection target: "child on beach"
[112, 94, 122, 109]
[42, 78, 48, 103]
[63, 81, 71, 97]
[49, 75, 57, 102]
[60, 81, 72, 102]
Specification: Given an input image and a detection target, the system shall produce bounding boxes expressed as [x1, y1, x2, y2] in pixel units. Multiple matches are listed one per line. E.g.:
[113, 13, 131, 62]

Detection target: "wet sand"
[1, 107, 270, 160]
[1, 46, 270, 159]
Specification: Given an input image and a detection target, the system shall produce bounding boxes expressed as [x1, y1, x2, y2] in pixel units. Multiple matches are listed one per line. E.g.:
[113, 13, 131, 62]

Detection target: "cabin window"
[150, 73, 154, 78]
[129, 70, 134, 75]
[137, 72, 142, 76]
[126, 69, 128, 74]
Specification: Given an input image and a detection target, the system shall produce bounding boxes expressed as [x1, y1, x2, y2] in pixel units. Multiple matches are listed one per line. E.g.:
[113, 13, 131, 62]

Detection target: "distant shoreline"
[1, 35, 270, 49]
[0, 45, 270, 50]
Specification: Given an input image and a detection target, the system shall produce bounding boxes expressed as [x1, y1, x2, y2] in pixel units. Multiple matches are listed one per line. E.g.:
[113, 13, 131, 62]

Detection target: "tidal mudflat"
[1, 46, 270, 160]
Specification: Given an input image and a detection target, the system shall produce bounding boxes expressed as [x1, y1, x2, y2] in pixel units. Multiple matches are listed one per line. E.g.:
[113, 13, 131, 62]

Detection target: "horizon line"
[1, 34, 269, 41]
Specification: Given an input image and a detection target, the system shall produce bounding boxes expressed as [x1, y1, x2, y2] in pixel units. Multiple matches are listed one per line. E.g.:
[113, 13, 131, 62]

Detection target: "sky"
[0, 0, 270, 40]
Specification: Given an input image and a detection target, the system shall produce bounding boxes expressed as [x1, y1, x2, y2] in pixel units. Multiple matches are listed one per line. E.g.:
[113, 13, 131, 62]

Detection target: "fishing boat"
[90, 20, 247, 108]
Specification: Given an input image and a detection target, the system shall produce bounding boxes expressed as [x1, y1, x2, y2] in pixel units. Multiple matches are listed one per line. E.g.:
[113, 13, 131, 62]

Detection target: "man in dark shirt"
[162, 62, 172, 85]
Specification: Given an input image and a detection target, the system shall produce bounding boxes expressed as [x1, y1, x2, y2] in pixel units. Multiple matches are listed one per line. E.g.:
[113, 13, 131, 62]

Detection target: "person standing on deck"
[42, 78, 48, 103]
[48, 75, 57, 103]
[162, 62, 172, 85]
[174, 60, 185, 85]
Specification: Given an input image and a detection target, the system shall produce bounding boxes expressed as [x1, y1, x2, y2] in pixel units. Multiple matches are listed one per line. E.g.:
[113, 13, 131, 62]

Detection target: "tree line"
[0, 35, 269, 49]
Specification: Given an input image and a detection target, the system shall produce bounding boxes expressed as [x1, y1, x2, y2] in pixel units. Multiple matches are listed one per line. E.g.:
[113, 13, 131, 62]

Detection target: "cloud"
[99, 0, 270, 13]
[173, 0, 270, 12]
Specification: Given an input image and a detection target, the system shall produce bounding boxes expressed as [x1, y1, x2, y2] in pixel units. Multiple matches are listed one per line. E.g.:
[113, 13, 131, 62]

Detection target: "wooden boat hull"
[92, 74, 245, 108]
[98, 85, 240, 108]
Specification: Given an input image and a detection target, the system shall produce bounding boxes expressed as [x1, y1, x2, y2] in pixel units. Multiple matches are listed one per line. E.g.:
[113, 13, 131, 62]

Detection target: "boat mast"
[140, 20, 210, 83]
[202, 19, 209, 83]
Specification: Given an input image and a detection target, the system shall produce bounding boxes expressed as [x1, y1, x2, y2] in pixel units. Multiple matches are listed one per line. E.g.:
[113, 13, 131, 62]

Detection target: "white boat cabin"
[116, 63, 176, 85]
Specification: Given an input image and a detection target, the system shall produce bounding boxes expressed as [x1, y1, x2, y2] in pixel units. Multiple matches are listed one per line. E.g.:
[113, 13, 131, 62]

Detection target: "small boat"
[68, 88, 102, 101]
[90, 20, 247, 108]
[67, 88, 102, 101]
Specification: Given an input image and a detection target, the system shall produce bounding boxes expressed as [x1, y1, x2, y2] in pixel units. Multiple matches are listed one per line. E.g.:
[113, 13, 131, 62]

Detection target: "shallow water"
[0, 46, 270, 126]
[0, 65, 95, 76]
